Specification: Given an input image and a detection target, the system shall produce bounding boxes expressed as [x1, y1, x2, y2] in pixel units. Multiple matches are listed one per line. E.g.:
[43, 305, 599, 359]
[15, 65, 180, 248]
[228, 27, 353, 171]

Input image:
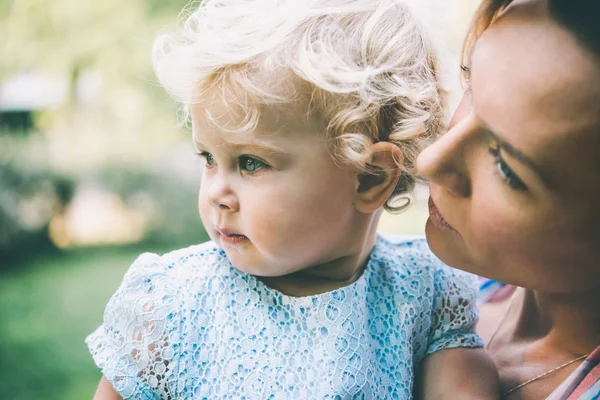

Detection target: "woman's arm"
[416, 347, 500, 400]
[93, 377, 123, 400]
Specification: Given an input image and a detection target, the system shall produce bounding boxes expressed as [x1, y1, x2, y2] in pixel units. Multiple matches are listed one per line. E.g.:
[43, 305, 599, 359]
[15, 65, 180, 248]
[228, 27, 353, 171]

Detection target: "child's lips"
[216, 228, 248, 245]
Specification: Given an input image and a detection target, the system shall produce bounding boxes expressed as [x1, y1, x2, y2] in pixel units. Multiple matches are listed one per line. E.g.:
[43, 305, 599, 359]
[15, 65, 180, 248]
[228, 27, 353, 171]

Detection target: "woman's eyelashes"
[196, 151, 269, 174]
[462, 65, 525, 192]
[460, 64, 472, 89]
[488, 143, 527, 191]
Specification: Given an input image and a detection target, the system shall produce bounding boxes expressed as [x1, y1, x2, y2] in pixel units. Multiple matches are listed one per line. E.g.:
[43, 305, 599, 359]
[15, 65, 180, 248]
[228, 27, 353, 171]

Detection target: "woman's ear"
[353, 142, 403, 214]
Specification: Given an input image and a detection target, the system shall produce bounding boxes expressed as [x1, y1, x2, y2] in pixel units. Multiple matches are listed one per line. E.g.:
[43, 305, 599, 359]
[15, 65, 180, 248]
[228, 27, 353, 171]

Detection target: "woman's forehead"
[474, 6, 597, 127]
[469, 1, 600, 186]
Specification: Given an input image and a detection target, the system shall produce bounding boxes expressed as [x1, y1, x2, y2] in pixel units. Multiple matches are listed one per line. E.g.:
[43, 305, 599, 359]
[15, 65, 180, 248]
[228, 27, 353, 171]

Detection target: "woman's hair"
[548, 0, 600, 57]
[152, 0, 446, 211]
[461, 0, 512, 71]
[462, 0, 600, 77]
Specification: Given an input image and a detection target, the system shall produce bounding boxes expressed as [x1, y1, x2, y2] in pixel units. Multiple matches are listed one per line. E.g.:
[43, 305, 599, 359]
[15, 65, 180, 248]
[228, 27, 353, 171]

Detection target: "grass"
[0, 243, 177, 400]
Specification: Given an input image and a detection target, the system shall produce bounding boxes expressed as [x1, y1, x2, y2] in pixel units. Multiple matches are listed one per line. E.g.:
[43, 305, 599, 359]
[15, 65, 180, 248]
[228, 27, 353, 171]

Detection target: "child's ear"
[353, 142, 403, 214]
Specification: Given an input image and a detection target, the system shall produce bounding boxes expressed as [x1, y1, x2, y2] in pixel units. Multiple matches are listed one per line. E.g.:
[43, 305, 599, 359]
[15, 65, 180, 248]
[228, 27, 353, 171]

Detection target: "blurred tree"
[0, 0, 205, 263]
[0, 0, 190, 171]
[0, 0, 185, 80]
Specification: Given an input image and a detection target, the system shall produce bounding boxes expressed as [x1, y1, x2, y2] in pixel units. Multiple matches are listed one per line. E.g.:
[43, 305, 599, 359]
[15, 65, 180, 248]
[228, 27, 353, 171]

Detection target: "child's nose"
[206, 176, 240, 212]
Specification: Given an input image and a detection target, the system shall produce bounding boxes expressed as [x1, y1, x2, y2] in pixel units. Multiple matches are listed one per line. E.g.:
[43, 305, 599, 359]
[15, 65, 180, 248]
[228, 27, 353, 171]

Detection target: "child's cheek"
[197, 185, 215, 235]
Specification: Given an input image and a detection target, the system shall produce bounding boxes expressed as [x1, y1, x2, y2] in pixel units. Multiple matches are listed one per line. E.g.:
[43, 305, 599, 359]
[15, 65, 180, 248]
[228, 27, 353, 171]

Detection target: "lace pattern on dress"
[86, 237, 482, 399]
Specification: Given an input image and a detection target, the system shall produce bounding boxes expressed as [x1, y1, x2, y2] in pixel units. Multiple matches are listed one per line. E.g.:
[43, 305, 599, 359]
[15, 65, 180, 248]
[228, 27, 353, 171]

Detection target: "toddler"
[87, 0, 498, 398]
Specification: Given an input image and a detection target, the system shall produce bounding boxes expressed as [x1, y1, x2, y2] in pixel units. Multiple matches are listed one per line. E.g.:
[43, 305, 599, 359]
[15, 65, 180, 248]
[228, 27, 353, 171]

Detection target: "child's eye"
[240, 156, 268, 173]
[488, 144, 526, 191]
[197, 151, 216, 166]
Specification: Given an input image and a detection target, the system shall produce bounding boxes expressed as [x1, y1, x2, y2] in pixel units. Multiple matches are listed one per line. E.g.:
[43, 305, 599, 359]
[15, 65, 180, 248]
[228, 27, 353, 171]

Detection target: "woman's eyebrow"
[466, 54, 553, 187]
[462, 44, 475, 77]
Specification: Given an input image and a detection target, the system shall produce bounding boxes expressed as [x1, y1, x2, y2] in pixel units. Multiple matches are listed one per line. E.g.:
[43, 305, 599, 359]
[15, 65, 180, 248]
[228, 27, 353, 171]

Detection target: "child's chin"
[229, 258, 281, 278]
[231, 263, 256, 275]
[226, 253, 261, 275]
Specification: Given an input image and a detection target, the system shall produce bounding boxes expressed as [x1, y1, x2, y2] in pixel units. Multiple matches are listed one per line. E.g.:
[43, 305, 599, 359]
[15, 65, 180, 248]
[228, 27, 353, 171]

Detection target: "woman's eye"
[488, 145, 526, 191]
[240, 156, 267, 173]
[461, 64, 472, 87]
[197, 151, 216, 166]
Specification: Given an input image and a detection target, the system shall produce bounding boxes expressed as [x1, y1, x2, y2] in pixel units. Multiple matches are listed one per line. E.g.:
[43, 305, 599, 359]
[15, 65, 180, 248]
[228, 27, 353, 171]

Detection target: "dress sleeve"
[425, 259, 484, 355]
[85, 253, 181, 399]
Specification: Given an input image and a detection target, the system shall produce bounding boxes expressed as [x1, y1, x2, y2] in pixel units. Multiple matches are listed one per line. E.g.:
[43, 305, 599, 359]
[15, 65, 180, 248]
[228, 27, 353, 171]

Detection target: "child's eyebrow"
[194, 138, 287, 155]
[225, 141, 287, 155]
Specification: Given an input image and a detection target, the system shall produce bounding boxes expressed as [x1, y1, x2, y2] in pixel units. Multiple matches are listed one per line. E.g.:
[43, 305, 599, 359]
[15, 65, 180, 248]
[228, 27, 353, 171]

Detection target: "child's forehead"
[190, 96, 323, 143]
[190, 111, 327, 160]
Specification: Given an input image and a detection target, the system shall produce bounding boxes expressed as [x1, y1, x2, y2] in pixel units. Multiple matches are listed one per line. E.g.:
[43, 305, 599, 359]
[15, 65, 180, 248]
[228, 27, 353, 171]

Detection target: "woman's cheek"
[469, 194, 526, 258]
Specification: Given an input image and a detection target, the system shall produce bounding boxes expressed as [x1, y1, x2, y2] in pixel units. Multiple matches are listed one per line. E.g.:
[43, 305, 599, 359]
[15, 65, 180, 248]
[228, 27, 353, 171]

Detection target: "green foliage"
[0, 0, 187, 77]
[0, 166, 73, 264]
[0, 0, 202, 264]
[0, 133, 75, 267]
[0, 0, 189, 170]
[146, 0, 191, 16]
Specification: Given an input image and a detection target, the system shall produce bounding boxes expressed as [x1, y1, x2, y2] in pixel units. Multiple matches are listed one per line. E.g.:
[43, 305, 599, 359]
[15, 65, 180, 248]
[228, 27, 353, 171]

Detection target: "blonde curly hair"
[153, 0, 446, 211]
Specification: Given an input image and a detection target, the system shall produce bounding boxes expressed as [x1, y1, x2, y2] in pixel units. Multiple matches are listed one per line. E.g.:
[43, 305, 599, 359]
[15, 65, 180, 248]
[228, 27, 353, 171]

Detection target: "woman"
[417, 0, 600, 398]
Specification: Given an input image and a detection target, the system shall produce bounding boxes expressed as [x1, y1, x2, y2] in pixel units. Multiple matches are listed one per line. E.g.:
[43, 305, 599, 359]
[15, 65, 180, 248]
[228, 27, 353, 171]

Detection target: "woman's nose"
[206, 174, 240, 212]
[417, 113, 475, 199]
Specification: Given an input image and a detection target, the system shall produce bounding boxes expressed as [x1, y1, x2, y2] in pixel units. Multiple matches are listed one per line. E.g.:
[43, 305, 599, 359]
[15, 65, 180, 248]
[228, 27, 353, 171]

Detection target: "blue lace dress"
[86, 236, 482, 399]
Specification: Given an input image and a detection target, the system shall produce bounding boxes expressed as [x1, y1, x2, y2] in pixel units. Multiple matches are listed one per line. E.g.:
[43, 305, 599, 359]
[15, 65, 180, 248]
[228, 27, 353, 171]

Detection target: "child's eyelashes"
[240, 155, 268, 174]
[195, 151, 270, 174]
[488, 143, 527, 191]
[197, 151, 216, 167]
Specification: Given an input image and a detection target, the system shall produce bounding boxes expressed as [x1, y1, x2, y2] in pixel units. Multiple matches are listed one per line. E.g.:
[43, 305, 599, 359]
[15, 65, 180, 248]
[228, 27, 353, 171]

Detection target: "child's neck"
[259, 224, 379, 297]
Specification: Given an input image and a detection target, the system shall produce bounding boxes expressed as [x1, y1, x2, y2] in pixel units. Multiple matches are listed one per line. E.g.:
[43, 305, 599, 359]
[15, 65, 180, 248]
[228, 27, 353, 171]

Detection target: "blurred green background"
[0, 0, 478, 398]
